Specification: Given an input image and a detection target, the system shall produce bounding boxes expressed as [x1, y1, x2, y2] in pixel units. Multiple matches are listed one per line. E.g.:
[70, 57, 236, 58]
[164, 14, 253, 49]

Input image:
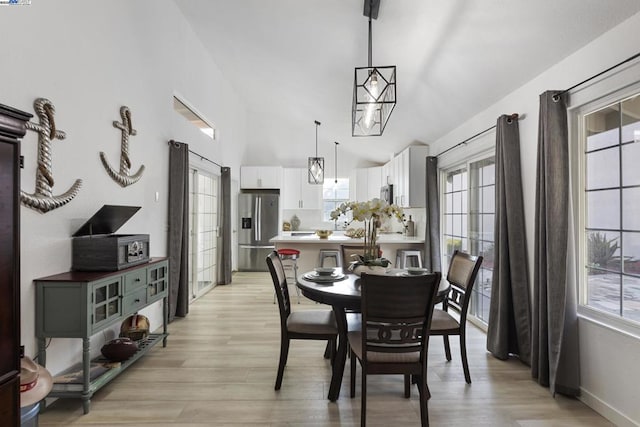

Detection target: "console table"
[34, 257, 169, 414]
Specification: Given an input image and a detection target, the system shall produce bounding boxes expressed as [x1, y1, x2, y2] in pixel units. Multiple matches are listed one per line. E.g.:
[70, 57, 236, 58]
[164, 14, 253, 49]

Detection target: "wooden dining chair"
[430, 250, 483, 384]
[266, 251, 338, 390]
[348, 271, 441, 427]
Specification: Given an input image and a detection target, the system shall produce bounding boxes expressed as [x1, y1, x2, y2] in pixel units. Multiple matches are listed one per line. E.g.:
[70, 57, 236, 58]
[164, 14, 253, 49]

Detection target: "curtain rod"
[436, 113, 521, 158]
[553, 51, 640, 101]
[168, 139, 224, 168]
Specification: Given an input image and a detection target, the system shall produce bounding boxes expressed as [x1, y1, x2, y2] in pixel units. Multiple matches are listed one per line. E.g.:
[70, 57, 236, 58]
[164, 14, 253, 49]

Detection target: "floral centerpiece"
[330, 198, 404, 275]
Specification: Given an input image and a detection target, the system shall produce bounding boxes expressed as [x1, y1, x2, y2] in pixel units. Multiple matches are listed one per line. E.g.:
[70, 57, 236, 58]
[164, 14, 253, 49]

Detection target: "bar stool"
[276, 248, 301, 304]
[395, 249, 423, 269]
[318, 249, 343, 269]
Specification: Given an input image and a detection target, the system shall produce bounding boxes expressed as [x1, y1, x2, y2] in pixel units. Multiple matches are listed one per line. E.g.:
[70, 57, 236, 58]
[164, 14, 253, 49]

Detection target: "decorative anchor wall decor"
[21, 98, 82, 213]
[100, 106, 145, 187]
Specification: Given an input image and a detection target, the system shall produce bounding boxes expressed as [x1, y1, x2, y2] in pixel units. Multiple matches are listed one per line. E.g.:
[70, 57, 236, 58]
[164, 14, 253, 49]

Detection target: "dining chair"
[266, 251, 338, 390]
[430, 250, 483, 384]
[348, 271, 441, 427]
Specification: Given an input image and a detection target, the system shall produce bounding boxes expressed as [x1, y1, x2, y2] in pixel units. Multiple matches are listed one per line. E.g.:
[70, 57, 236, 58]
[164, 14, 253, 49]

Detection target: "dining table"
[297, 267, 450, 402]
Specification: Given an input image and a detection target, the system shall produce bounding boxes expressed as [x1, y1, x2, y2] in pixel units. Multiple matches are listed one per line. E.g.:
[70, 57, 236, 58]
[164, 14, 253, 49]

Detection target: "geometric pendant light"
[308, 120, 324, 184]
[352, 0, 396, 137]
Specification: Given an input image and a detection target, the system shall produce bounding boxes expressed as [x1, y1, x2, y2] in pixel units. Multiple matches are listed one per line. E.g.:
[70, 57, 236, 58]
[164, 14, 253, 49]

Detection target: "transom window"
[582, 92, 640, 323]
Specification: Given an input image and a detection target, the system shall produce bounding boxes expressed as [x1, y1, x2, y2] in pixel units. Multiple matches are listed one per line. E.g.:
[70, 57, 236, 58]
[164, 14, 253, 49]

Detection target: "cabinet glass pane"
[95, 287, 106, 304]
[95, 305, 106, 323]
[108, 283, 118, 298]
[108, 300, 119, 316]
[151, 269, 157, 280]
[149, 284, 157, 297]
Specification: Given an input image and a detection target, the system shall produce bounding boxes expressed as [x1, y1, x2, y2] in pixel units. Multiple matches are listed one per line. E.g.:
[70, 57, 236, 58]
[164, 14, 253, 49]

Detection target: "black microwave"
[380, 184, 393, 204]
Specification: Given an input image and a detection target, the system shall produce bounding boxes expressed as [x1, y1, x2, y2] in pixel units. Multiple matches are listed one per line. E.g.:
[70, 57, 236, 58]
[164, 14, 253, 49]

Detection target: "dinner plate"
[395, 270, 429, 277]
[302, 271, 347, 283]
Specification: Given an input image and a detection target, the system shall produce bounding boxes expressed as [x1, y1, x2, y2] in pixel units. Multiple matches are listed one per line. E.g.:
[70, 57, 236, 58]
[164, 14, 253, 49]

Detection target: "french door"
[188, 168, 219, 302]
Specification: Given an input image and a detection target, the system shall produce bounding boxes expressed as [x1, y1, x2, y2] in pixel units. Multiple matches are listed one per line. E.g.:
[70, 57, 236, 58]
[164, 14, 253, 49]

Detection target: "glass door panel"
[188, 168, 219, 302]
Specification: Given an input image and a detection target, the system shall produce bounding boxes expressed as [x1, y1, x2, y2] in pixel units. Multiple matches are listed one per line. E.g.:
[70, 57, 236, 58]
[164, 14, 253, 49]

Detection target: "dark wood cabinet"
[0, 104, 32, 426]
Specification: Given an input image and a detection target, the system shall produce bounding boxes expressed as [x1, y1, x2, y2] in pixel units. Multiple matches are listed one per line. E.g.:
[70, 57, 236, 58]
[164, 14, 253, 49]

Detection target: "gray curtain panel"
[486, 115, 532, 364]
[531, 91, 580, 396]
[424, 156, 441, 273]
[168, 141, 189, 321]
[219, 166, 232, 284]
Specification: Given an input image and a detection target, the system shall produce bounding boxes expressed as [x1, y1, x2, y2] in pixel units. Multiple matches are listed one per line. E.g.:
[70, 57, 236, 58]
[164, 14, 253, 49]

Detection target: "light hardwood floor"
[40, 272, 613, 426]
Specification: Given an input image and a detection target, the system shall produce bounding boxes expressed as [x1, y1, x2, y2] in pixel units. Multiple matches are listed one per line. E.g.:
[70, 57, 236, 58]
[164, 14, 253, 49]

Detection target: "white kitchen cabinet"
[367, 167, 382, 200]
[350, 167, 383, 202]
[282, 168, 322, 209]
[392, 145, 429, 207]
[381, 161, 393, 186]
[240, 166, 282, 189]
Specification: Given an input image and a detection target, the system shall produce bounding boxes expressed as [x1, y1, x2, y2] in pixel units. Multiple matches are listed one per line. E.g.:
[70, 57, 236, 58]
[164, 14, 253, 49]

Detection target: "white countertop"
[270, 232, 424, 244]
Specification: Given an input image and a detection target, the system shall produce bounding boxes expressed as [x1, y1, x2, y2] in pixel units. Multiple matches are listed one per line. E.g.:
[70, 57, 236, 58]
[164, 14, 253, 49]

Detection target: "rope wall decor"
[21, 98, 82, 213]
[100, 106, 145, 187]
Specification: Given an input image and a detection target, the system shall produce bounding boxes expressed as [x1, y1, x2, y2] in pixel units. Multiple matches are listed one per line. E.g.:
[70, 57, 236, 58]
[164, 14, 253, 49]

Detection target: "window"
[323, 178, 349, 221]
[581, 92, 640, 324]
[442, 156, 495, 324]
[173, 95, 216, 140]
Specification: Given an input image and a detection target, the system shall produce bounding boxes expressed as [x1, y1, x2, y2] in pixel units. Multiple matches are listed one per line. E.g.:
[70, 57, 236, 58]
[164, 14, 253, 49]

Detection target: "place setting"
[302, 267, 347, 283]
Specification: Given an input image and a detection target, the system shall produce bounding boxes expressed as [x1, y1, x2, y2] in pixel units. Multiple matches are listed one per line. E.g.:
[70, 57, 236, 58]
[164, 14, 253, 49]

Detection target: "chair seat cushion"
[430, 308, 460, 332]
[347, 331, 420, 363]
[287, 310, 337, 335]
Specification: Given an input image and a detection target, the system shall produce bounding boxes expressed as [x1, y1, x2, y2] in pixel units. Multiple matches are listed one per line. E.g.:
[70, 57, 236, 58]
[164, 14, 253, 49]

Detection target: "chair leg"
[404, 375, 411, 398]
[417, 376, 430, 427]
[350, 348, 356, 398]
[443, 335, 452, 361]
[360, 367, 367, 427]
[323, 339, 333, 359]
[460, 333, 471, 384]
[275, 337, 290, 390]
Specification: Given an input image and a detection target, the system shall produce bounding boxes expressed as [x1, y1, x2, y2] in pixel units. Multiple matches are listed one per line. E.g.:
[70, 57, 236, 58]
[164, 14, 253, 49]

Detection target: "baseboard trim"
[580, 387, 638, 427]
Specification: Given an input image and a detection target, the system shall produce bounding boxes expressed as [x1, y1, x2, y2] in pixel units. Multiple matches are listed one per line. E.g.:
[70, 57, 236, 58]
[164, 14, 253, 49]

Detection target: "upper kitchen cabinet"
[393, 145, 429, 208]
[282, 168, 322, 209]
[240, 166, 282, 189]
[350, 167, 382, 202]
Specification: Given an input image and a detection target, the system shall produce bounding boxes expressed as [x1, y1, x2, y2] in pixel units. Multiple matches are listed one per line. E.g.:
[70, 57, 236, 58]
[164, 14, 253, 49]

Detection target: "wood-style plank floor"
[40, 272, 612, 426]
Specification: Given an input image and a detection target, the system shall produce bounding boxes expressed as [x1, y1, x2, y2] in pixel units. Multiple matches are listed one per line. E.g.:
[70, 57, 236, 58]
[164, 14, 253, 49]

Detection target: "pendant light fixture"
[308, 120, 324, 184]
[334, 141, 339, 184]
[352, 0, 396, 137]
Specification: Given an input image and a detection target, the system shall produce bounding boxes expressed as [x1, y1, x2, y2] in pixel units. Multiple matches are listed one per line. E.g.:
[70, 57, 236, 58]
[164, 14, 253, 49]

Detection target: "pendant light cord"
[314, 120, 321, 156]
[368, 11, 373, 67]
[334, 141, 339, 183]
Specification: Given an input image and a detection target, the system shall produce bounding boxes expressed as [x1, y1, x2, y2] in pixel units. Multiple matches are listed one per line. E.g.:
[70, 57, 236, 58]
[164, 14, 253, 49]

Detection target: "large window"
[323, 178, 349, 221]
[443, 156, 495, 324]
[581, 92, 640, 324]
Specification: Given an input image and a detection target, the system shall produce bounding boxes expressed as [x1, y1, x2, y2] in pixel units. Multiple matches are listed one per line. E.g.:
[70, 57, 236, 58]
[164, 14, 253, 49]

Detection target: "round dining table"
[297, 267, 449, 402]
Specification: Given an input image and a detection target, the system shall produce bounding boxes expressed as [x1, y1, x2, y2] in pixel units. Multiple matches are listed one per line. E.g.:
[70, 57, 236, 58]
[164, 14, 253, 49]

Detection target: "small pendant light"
[308, 120, 324, 184]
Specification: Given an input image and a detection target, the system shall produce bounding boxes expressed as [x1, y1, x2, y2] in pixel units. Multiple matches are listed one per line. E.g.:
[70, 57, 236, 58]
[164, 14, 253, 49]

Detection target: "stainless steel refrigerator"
[238, 192, 279, 271]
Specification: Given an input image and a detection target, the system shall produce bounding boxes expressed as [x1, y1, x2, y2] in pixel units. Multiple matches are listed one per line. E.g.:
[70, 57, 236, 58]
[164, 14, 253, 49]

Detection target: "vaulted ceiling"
[175, 0, 640, 167]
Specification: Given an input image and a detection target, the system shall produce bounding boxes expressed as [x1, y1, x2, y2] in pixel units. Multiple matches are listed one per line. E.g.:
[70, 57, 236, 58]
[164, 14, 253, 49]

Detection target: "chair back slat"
[266, 251, 291, 320]
[360, 272, 441, 355]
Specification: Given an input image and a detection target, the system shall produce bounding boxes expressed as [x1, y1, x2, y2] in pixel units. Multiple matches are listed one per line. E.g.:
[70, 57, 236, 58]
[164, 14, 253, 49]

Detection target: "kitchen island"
[269, 232, 425, 274]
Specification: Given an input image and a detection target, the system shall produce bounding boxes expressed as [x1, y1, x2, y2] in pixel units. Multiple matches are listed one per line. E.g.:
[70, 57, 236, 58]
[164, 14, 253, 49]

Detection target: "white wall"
[431, 11, 640, 426]
[1, 0, 247, 376]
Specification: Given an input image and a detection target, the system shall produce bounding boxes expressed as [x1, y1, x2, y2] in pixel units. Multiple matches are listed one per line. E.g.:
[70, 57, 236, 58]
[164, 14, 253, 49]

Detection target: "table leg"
[328, 306, 348, 401]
